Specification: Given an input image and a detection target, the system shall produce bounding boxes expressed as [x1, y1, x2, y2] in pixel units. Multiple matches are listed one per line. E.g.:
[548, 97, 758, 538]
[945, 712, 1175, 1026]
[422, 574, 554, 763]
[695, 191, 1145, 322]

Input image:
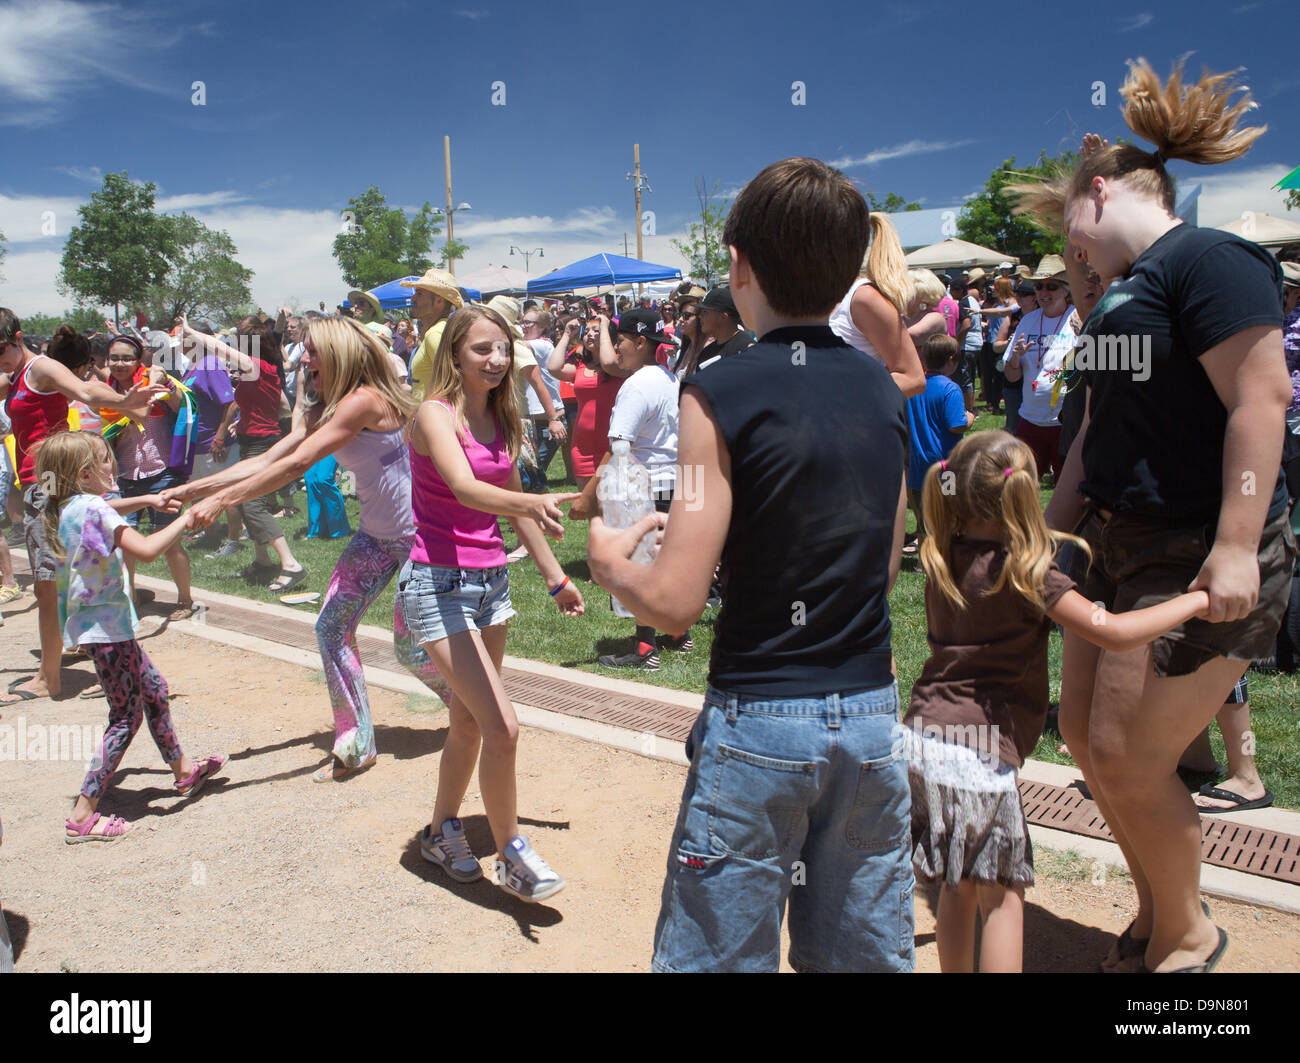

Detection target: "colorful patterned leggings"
[316, 531, 449, 767]
[81, 640, 183, 801]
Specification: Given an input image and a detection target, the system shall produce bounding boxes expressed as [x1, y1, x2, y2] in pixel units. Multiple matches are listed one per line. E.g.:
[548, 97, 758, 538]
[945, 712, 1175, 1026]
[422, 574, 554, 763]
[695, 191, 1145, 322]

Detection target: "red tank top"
[4, 357, 70, 485]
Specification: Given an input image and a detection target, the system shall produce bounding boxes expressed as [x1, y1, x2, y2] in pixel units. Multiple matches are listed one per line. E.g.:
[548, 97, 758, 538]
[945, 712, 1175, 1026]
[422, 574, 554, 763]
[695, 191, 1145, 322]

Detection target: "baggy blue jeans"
[652, 682, 915, 973]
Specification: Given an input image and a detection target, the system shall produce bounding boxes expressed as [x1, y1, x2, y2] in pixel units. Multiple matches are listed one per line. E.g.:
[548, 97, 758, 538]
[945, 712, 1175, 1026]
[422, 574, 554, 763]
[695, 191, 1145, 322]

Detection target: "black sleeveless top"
[687, 325, 906, 696]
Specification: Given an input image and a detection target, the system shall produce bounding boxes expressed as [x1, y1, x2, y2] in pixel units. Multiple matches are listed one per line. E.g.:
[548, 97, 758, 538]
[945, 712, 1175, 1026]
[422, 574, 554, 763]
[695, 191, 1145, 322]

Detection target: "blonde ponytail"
[863, 213, 912, 316]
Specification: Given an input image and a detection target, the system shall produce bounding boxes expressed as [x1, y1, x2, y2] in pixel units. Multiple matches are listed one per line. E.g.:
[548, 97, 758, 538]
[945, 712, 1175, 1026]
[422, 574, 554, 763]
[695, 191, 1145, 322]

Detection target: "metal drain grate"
[185, 592, 700, 744]
[1020, 779, 1300, 886]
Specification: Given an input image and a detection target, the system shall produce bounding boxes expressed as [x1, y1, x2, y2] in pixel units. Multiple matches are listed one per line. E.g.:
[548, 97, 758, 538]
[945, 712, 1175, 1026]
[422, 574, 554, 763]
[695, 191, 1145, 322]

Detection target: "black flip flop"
[1195, 784, 1274, 814]
[1139, 927, 1229, 974]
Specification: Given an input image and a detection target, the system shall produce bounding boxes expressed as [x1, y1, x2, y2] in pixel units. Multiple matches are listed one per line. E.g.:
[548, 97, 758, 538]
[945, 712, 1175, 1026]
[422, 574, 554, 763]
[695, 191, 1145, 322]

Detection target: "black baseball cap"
[697, 284, 739, 319]
[615, 308, 672, 346]
[1014, 280, 1036, 296]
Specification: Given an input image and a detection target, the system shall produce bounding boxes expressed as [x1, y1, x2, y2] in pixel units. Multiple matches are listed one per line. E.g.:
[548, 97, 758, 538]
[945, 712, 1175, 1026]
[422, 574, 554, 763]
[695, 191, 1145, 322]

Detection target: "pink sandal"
[65, 812, 132, 845]
[175, 754, 228, 798]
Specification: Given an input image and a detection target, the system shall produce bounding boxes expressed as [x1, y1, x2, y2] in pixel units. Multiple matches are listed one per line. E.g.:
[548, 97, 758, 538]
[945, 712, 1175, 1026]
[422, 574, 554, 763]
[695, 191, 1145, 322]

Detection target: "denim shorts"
[119, 468, 186, 530]
[395, 560, 515, 644]
[652, 682, 915, 973]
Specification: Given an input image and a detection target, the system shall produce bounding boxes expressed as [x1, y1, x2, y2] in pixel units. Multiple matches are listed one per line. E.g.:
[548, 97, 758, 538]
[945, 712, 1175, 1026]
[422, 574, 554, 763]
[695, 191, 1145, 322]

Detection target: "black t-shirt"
[1080, 224, 1286, 524]
[695, 330, 753, 370]
[687, 325, 906, 696]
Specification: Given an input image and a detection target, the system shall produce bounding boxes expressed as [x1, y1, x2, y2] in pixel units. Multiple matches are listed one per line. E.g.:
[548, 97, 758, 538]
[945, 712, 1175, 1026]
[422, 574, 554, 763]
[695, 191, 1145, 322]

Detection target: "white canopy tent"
[454, 264, 534, 296]
[1215, 212, 1300, 248]
[904, 239, 1020, 270]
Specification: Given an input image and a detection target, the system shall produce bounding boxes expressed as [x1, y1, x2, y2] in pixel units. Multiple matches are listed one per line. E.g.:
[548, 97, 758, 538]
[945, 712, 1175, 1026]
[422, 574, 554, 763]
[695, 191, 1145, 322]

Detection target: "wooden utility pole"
[633, 144, 644, 264]
[444, 135, 455, 276]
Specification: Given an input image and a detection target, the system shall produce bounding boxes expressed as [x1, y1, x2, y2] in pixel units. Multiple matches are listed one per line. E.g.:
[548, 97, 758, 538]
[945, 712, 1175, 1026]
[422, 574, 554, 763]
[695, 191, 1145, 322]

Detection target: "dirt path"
[1, 599, 1296, 972]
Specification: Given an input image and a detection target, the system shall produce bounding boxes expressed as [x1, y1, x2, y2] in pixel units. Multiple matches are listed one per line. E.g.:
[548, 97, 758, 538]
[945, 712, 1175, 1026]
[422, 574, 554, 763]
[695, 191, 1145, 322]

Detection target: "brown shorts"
[1069, 503, 1296, 678]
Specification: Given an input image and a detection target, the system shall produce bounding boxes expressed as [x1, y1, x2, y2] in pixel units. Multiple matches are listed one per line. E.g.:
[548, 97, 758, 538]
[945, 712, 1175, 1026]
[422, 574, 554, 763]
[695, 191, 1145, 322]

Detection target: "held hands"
[1189, 544, 1260, 623]
[187, 494, 228, 531]
[527, 491, 582, 539]
[120, 379, 171, 418]
[144, 493, 183, 515]
[568, 495, 592, 521]
[548, 416, 568, 445]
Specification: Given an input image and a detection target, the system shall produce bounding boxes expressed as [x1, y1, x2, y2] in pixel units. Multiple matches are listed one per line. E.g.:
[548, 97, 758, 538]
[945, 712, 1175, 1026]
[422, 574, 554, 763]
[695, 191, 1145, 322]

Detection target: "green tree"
[958, 151, 1079, 262]
[21, 308, 106, 335]
[439, 238, 469, 271]
[671, 177, 731, 287]
[867, 191, 923, 212]
[333, 187, 443, 290]
[1285, 189, 1300, 212]
[144, 213, 254, 326]
[57, 171, 177, 326]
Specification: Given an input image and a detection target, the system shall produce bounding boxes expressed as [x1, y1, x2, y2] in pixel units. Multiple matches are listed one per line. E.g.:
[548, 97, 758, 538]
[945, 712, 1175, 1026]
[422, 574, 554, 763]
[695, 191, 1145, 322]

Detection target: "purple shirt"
[184, 354, 237, 452]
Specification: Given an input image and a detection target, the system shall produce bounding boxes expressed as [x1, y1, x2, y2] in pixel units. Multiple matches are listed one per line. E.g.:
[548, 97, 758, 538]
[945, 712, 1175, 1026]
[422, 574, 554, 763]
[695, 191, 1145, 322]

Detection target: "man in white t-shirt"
[591, 308, 688, 670]
[1002, 255, 1076, 481]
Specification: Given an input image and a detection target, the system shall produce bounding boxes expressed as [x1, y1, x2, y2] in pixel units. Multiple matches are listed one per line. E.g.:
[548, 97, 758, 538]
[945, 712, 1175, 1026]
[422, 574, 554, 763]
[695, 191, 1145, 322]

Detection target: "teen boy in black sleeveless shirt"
[588, 158, 913, 972]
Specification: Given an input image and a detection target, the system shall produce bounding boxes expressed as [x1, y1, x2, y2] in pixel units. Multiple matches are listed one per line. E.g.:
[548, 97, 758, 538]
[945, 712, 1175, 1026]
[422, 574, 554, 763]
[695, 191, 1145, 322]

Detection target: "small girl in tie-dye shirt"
[37, 431, 227, 845]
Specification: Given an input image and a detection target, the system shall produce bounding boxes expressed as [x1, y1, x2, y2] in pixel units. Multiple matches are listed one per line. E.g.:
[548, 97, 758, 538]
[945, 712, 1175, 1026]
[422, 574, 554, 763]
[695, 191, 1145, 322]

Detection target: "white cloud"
[0, 249, 69, 315]
[1115, 12, 1154, 31]
[0, 191, 699, 320]
[1191, 164, 1296, 227]
[828, 139, 976, 170]
[156, 191, 249, 212]
[0, 191, 88, 243]
[454, 8, 491, 18]
[56, 165, 104, 184]
[0, 0, 178, 124]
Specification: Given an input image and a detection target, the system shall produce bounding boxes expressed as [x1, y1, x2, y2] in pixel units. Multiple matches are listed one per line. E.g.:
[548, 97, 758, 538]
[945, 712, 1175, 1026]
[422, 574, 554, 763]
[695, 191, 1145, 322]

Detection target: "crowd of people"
[2, 58, 1299, 972]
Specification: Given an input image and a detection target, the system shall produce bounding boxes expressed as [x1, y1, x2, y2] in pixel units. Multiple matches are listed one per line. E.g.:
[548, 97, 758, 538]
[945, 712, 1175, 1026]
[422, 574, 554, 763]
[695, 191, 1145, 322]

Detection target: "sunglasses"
[1033, 283, 1063, 293]
[679, 309, 698, 320]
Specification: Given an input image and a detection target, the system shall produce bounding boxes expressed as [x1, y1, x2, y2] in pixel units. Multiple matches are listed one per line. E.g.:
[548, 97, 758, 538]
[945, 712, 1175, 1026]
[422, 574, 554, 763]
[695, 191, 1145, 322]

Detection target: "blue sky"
[1, 0, 1295, 314]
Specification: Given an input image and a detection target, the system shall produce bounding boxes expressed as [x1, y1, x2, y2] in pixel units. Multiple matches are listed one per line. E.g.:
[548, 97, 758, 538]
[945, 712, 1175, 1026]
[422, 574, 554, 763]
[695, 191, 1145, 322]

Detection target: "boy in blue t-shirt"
[907, 334, 974, 549]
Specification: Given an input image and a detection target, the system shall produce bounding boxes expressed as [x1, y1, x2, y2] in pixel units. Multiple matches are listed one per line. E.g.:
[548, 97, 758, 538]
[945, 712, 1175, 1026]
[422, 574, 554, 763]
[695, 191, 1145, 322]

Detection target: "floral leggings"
[316, 531, 449, 767]
[81, 640, 183, 801]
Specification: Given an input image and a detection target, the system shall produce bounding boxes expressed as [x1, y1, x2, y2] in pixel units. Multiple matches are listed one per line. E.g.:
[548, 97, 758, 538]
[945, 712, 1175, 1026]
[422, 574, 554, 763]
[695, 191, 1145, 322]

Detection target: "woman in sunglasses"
[1000, 259, 1075, 481]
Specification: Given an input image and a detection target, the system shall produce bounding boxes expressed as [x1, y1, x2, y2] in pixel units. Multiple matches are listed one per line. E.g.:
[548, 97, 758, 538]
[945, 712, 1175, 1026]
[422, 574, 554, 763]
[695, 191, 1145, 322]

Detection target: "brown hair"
[724, 157, 869, 317]
[922, 333, 959, 373]
[1012, 58, 1265, 231]
[48, 325, 91, 372]
[237, 314, 284, 370]
[994, 277, 1013, 302]
[0, 308, 20, 346]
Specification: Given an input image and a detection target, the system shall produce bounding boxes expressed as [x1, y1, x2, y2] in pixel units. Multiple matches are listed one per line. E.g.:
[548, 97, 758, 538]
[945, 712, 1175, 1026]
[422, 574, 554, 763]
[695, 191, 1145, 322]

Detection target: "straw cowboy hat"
[347, 289, 384, 323]
[1028, 254, 1068, 281]
[965, 267, 987, 285]
[1282, 261, 1300, 288]
[485, 295, 525, 339]
[400, 268, 465, 308]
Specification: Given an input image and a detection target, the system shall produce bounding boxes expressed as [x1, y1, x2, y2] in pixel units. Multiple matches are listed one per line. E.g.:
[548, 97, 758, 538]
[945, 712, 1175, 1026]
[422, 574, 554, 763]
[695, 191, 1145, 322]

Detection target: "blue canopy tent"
[345, 276, 482, 310]
[525, 253, 681, 295]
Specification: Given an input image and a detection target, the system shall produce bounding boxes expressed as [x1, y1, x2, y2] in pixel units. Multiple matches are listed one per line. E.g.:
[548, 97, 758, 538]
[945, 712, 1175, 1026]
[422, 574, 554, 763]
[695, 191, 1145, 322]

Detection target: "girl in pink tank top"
[398, 303, 584, 903]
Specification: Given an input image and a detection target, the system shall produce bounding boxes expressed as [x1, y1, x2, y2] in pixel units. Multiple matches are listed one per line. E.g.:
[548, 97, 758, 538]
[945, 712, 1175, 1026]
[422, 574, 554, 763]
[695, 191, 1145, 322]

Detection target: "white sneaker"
[419, 818, 483, 882]
[494, 835, 565, 903]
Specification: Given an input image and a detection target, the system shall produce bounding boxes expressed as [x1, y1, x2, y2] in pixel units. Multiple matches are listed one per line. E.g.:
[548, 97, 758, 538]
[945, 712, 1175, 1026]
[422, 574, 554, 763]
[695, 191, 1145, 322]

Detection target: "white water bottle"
[599, 440, 657, 618]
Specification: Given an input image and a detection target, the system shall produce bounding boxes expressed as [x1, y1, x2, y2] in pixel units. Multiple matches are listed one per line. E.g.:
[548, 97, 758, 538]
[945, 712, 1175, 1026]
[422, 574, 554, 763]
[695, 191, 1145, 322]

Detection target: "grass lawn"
[132, 411, 1300, 811]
